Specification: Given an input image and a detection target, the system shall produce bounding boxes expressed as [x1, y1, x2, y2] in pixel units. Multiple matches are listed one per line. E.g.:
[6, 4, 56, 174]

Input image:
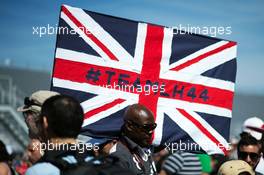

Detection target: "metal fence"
[0, 74, 29, 151]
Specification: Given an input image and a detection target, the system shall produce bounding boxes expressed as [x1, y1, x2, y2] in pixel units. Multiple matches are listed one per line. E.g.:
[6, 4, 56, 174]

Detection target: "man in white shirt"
[241, 117, 264, 175]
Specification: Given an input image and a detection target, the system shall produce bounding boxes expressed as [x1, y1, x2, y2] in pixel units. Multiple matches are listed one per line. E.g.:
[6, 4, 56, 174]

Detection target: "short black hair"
[238, 172, 252, 175]
[237, 134, 261, 153]
[0, 140, 10, 162]
[41, 95, 84, 138]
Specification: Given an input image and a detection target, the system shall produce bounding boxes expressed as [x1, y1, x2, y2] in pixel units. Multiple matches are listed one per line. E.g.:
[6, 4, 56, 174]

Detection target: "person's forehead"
[29, 140, 40, 149]
[239, 145, 260, 152]
[23, 110, 39, 116]
[132, 109, 154, 123]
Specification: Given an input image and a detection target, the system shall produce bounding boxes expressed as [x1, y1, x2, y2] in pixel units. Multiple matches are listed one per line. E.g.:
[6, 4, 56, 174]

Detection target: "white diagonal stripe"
[81, 95, 118, 114]
[183, 109, 229, 149]
[165, 108, 225, 154]
[82, 99, 133, 126]
[61, 11, 110, 61]
[158, 97, 231, 118]
[52, 78, 137, 126]
[179, 46, 237, 74]
[168, 41, 228, 70]
[64, 5, 134, 63]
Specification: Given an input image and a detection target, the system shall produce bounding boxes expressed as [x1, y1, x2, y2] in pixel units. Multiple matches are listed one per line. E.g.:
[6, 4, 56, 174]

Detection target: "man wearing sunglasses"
[17, 90, 59, 140]
[237, 134, 262, 174]
[95, 104, 157, 175]
[122, 104, 157, 148]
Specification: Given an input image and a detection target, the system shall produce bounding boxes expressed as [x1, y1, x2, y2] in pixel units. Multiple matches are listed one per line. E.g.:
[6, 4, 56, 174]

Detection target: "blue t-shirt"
[26, 154, 94, 175]
[26, 162, 60, 175]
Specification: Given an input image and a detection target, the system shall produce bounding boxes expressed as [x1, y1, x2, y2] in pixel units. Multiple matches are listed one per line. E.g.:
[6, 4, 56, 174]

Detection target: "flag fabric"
[51, 4, 237, 155]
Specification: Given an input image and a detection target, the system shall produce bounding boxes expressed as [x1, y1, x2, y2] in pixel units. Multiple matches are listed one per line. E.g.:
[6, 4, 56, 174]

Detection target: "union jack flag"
[51, 5, 237, 155]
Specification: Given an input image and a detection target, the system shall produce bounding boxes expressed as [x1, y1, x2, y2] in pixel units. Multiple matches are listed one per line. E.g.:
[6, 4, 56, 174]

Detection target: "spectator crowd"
[0, 90, 263, 175]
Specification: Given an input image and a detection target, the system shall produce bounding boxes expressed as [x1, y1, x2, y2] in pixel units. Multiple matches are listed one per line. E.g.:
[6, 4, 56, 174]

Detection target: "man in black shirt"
[96, 104, 157, 175]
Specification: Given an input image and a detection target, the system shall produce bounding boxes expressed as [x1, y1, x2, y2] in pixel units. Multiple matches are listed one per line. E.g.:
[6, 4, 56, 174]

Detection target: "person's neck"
[50, 138, 76, 145]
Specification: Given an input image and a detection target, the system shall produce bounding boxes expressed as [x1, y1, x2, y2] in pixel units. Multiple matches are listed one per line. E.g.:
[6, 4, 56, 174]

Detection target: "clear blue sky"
[0, 0, 263, 95]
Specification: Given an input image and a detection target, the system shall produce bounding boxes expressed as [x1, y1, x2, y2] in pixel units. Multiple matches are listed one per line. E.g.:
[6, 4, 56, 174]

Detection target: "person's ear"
[43, 116, 48, 129]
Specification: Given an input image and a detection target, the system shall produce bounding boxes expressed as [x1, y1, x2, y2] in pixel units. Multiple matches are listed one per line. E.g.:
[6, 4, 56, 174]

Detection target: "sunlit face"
[123, 104, 157, 148]
[126, 112, 157, 148]
[238, 145, 261, 169]
[23, 111, 40, 138]
[128, 119, 156, 147]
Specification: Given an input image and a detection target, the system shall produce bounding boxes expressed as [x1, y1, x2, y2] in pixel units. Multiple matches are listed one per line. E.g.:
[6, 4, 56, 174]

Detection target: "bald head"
[123, 104, 156, 147]
[124, 104, 154, 124]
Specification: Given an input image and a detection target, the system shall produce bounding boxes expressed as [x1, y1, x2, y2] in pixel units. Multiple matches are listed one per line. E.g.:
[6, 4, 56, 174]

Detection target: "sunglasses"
[24, 97, 41, 107]
[126, 120, 157, 132]
[238, 151, 260, 161]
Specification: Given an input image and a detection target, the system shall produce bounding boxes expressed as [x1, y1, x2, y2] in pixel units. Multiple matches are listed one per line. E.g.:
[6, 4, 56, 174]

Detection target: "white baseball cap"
[242, 117, 264, 140]
[17, 90, 60, 113]
[218, 160, 255, 175]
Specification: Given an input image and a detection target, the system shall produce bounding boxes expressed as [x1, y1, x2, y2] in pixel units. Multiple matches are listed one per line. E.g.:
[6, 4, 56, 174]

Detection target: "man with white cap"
[17, 90, 59, 140]
[244, 120, 264, 175]
[240, 117, 264, 175]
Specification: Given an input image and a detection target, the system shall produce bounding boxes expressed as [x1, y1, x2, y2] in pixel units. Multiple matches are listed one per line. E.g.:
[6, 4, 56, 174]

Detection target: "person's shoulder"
[165, 152, 199, 166]
[0, 162, 11, 174]
[112, 142, 131, 155]
[0, 162, 8, 168]
[180, 152, 200, 158]
[169, 152, 185, 160]
[174, 152, 200, 159]
[109, 143, 136, 169]
[110, 143, 131, 161]
[256, 157, 264, 174]
[25, 162, 60, 175]
[255, 172, 264, 175]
